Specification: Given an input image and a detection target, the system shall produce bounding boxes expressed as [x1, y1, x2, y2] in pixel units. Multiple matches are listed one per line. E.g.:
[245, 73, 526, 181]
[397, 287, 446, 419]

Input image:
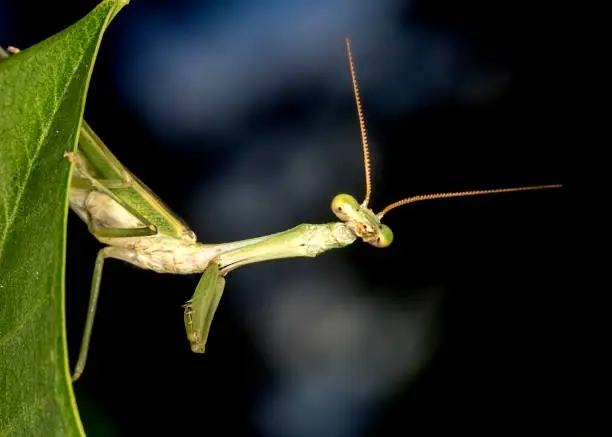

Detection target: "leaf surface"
[0, 2, 128, 435]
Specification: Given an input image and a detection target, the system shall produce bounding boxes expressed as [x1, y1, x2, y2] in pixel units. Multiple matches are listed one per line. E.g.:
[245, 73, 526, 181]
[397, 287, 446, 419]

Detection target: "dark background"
[2, 1, 574, 436]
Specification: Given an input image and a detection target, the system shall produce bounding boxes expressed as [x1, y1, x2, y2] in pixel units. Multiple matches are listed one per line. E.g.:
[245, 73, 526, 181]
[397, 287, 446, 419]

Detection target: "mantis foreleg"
[183, 261, 226, 353]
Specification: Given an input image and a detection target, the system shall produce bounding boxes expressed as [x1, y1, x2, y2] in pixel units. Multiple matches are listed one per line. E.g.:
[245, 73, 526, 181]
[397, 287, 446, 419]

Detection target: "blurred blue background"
[2, 1, 569, 436]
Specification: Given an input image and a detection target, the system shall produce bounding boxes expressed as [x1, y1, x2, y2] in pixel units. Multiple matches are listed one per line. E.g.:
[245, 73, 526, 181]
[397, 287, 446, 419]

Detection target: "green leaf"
[0, 1, 128, 435]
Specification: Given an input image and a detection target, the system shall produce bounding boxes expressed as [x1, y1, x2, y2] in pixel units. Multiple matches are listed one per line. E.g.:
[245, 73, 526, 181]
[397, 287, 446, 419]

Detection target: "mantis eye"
[331, 193, 360, 221]
[371, 224, 393, 248]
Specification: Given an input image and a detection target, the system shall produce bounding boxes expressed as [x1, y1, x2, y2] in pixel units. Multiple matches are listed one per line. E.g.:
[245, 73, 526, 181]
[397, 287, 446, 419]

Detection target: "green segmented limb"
[72, 246, 136, 381]
[184, 261, 226, 353]
[66, 151, 158, 236]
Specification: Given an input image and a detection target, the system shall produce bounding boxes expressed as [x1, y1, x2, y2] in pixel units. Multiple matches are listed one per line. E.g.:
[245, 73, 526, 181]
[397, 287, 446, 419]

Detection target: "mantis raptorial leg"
[183, 261, 226, 353]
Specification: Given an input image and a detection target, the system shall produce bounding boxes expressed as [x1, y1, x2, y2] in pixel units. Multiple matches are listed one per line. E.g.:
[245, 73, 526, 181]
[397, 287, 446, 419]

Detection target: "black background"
[2, 1, 575, 436]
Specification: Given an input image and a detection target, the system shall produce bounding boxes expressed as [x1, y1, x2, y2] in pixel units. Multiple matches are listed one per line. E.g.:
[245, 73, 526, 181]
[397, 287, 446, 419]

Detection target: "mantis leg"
[72, 248, 108, 381]
[71, 244, 139, 381]
[71, 176, 129, 190]
[183, 261, 226, 353]
[71, 176, 157, 237]
[66, 153, 158, 236]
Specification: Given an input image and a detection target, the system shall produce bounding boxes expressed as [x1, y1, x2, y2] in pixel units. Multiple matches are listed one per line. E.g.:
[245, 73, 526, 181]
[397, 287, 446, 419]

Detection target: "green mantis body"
[2, 43, 561, 381]
[67, 121, 361, 378]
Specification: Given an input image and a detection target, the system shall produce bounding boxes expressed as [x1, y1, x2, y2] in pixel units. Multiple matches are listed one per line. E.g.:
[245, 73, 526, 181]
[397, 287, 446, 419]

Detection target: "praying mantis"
[1, 42, 562, 382]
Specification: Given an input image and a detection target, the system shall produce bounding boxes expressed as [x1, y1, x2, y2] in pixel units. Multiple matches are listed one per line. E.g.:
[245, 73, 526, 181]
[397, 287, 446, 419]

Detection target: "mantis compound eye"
[331, 193, 360, 221]
[370, 224, 393, 248]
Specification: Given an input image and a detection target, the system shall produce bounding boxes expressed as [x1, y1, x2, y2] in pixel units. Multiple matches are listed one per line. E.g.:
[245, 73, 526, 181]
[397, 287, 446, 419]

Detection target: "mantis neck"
[212, 222, 357, 274]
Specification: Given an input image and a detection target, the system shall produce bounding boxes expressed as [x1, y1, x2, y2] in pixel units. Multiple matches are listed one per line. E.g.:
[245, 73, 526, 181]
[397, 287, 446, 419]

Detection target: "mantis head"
[336, 38, 562, 249]
[331, 193, 393, 248]
[331, 184, 563, 249]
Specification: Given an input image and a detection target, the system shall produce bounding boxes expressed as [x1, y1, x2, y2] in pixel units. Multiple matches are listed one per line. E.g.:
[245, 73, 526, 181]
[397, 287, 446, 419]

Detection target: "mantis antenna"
[345, 38, 373, 208]
[378, 184, 563, 218]
[340, 38, 562, 237]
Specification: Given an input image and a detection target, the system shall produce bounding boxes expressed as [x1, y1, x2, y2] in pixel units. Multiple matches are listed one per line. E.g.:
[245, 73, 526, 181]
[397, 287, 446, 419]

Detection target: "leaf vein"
[0, 293, 51, 350]
[0, 392, 54, 436]
[0, 47, 87, 260]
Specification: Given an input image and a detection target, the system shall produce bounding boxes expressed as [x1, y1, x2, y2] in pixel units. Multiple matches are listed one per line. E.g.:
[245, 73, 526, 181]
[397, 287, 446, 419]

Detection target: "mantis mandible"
[0, 42, 562, 382]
